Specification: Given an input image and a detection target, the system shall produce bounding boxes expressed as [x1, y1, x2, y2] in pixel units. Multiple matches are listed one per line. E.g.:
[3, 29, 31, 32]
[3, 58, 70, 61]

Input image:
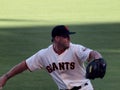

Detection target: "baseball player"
[0, 25, 105, 90]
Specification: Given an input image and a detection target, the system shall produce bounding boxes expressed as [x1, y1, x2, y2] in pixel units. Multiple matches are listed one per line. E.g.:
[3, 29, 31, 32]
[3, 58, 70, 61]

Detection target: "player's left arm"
[86, 50, 107, 79]
[87, 50, 102, 62]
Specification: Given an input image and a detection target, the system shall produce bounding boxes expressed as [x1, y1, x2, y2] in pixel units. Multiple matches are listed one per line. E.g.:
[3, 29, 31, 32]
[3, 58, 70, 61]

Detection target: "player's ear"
[51, 36, 58, 42]
[54, 36, 60, 42]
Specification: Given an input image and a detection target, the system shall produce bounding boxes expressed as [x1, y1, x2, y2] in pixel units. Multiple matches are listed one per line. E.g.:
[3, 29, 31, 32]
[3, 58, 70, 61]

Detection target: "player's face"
[56, 35, 70, 49]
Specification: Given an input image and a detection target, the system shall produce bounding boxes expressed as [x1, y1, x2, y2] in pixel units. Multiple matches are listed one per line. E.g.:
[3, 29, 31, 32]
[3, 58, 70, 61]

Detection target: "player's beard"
[64, 41, 70, 49]
[59, 40, 70, 50]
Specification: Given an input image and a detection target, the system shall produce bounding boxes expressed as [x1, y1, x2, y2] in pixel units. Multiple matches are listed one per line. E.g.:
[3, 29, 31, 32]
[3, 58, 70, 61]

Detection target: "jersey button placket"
[57, 56, 69, 89]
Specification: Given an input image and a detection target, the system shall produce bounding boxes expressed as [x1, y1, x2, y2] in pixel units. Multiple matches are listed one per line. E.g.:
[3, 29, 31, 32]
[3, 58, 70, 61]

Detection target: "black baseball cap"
[51, 25, 76, 38]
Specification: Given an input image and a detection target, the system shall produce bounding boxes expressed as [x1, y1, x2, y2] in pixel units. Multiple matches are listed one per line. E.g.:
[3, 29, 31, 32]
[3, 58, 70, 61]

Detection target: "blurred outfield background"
[0, 0, 120, 90]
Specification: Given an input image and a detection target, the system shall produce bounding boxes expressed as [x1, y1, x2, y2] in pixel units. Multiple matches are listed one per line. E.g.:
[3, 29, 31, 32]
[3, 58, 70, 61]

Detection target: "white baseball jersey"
[26, 43, 94, 90]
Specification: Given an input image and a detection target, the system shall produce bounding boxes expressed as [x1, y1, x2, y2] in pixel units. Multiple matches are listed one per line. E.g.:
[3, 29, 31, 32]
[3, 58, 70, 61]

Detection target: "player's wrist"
[0, 75, 8, 88]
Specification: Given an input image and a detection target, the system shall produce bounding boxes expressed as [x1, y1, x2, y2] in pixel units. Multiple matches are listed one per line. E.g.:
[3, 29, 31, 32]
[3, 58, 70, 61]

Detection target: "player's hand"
[0, 75, 8, 88]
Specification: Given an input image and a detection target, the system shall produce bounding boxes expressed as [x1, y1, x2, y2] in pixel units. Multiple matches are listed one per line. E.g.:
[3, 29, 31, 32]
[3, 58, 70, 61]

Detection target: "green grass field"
[0, 0, 120, 90]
